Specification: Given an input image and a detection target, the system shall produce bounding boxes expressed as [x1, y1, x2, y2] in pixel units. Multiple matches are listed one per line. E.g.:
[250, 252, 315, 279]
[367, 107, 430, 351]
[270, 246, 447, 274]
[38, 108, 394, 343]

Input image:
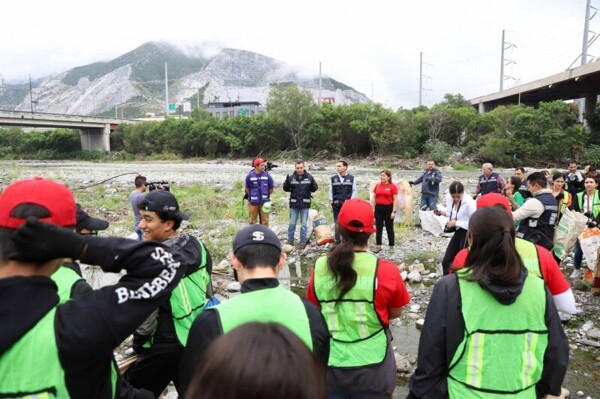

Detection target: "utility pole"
[165, 62, 169, 115]
[419, 52, 431, 106]
[29, 74, 34, 114]
[500, 30, 516, 91]
[583, 0, 593, 66]
[318, 62, 322, 106]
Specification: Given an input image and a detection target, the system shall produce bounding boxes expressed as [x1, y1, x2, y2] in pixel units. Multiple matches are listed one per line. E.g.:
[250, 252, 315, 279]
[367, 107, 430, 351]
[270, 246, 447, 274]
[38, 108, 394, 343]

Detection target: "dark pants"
[441, 228, 468, 275]
[125, 343, 182, 398]
[375, 204, 394, 246]
[332, 203, 342, 244]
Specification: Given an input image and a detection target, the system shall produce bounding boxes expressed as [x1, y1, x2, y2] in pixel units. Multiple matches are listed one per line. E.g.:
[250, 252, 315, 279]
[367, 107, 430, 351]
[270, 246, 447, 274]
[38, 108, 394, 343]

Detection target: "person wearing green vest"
[0, 177, 186, 399]
[408, 206, 568, 399]
[179, 224, 330, 395]
[124, 189, 213, 397]
[307, 198, 411, 398]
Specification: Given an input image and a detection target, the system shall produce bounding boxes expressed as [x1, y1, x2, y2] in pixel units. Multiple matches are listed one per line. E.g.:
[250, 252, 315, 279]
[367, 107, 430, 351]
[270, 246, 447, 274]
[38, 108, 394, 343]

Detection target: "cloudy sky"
[0, 0, 596, 109]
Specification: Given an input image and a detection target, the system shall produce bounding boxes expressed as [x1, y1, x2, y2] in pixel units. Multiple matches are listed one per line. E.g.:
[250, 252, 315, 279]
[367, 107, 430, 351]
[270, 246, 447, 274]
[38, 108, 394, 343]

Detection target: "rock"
[226, 282, 241, 292]
[575, 338, 600, 348]
[409, 263, 426, 273]
[587, 328, 600, 340]
[427, 273, 437, 278]
[405, 313, 421, 320]
[576, 391, 584, 397]
[394, 353, 412, 373]
[400, 271, 408, 281]
[409, 304, 421, 313]
[427, 258, 435, 263]
[212, 259, 230, 275]
[398, 262, 407, 271]
[581, 321, 594, 332]
[415, 319, 425, 330]
[282, 244, 294, 253]
[407, 271, 422, 282]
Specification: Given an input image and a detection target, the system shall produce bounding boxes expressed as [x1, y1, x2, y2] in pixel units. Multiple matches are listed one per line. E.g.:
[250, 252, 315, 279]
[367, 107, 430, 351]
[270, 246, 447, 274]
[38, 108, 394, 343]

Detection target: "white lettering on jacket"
[115, 247, 181, 304]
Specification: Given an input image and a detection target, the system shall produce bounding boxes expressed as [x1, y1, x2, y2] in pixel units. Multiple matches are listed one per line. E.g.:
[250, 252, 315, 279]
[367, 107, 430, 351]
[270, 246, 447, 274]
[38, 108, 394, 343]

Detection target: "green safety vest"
[51, 266, 86, 304]
[169, 239, 211, 346]
[0, 308, 69, 398]
[559, 191, 571, 214]
[514, 238, 542, 278]
[448, 269, 548, 398]
[313, 252, 387, 368]
[216, 284, 312, 349]
[577, 190, 600, 218]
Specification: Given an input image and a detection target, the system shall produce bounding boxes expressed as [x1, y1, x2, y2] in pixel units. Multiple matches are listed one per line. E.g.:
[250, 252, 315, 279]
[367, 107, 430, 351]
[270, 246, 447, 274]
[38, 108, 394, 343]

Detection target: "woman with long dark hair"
[408, 206, 568, 399]
[571, 176, 600, 279]
[371, 169, 398, 250]
[436, 181, 476, 275]
[307, 199, 410, 398]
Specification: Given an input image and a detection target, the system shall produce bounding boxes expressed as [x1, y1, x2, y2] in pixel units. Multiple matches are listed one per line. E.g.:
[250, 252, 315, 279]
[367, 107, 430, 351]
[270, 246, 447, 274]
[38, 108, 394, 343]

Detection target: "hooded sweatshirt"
[407, 268, 569, 399]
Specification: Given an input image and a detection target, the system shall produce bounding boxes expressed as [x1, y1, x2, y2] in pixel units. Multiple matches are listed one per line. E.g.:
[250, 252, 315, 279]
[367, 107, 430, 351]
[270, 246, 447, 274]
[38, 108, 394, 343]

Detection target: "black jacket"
[407, 270, 569, 399]
[283, 171, 318, 209]
[178, 278, 330, 395]
[0, 237, 187, 399]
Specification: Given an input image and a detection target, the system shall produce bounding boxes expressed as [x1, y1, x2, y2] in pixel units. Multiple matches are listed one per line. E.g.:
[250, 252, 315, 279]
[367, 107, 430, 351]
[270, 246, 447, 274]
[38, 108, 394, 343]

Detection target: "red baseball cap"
[337, 199, 377, 233]
[476, 193, 511, 213]
[253, 158, 266, 168]
[0, 177, 76, 229]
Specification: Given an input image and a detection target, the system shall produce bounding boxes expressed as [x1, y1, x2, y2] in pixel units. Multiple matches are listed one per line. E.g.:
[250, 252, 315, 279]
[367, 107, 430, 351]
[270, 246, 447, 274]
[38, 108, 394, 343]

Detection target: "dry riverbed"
[2, 159, 599, 398]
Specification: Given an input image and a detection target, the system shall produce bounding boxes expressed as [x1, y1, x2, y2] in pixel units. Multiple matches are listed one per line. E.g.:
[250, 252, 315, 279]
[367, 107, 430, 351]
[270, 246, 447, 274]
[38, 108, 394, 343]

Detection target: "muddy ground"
[3, 159, 599, 398]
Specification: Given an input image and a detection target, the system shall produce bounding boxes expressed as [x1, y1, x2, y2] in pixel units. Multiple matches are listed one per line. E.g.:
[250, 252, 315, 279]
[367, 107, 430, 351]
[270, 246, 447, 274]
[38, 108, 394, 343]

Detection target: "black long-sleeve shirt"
[0, 237, 187, 399]
[407, 272, 569, 399]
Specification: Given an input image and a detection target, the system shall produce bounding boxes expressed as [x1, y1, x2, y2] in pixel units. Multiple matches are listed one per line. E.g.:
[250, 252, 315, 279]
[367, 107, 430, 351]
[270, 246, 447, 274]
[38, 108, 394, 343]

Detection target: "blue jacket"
[283, 172, 318, 209]
[413, 168, 442, 195]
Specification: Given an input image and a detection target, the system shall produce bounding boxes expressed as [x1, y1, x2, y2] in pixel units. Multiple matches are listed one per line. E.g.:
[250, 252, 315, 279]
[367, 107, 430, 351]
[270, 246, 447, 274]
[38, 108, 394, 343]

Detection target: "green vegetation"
[1, 87, 595, 166]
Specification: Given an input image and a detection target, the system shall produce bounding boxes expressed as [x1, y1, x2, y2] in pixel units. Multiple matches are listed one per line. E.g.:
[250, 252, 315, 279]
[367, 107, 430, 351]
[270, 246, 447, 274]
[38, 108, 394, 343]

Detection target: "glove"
[472, 194, 478, 200]
[588, 221, 598, 229]
[584, 211, 592, 218]
[556, 193, 564, 202]
[9, 217, 87, 262]
[408, 181, 414, 186]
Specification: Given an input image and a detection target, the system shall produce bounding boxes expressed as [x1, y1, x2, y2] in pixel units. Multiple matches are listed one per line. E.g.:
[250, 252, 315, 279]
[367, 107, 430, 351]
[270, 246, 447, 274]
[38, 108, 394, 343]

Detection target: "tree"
[267, 84, 316, 154]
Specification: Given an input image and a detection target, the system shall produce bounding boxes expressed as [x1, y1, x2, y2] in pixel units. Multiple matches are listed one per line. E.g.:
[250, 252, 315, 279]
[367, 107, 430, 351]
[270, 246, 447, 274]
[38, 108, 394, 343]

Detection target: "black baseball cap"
[76, 204, 109, 231]
[142, 190, 189, 220]
[232, 225, 282, 253]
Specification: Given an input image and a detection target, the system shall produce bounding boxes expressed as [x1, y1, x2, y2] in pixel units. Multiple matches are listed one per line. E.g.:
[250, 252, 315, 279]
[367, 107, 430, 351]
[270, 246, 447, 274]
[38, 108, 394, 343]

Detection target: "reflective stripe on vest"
[577, 190, 600, 219]
[331, 174, 354, 204]
[447, 270, 548, 398]
[313, 252, 387, 368]
[517, 193, 558, 239]
[514, 238, 542, 278]
[51, 266, 85, 304]
[479, 172, 501, 195]
[216, 285, 313, 350]
[170, 239, 210, 346]
[0, 308, 69, 398]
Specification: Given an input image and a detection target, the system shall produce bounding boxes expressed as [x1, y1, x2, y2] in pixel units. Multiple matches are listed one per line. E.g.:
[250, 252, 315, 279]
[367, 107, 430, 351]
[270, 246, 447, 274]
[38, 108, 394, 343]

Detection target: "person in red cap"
[0, 177, 187, 399]
[245, 158, 275, 226]
[307, 198, 410, 398]
[452, 192, 577, 315]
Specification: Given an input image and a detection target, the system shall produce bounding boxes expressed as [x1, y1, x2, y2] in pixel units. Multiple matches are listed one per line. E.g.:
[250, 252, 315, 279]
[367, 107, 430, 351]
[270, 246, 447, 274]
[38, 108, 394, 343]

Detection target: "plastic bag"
[578, 227, 600, 271]
[553, 208, 587, 261]
[313, 213, 334, 245]
[419, 210, 448, 237]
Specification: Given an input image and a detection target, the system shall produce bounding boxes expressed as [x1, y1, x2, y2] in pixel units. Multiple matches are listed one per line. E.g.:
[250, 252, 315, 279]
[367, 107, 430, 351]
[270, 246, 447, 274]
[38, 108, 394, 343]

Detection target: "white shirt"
[444, 193, 477, 230]
[513, 188, 552, 221]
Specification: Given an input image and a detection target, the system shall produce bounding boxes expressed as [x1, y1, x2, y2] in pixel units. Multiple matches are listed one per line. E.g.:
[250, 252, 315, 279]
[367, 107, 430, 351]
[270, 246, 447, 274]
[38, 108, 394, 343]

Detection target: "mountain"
[1, 42, 369, 116]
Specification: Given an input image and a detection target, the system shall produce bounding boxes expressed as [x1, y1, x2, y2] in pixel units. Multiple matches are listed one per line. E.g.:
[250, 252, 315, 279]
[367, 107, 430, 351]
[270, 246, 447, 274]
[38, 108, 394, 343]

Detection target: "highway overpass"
[0, 111, 133, 151]
[470, 60, 600, 115]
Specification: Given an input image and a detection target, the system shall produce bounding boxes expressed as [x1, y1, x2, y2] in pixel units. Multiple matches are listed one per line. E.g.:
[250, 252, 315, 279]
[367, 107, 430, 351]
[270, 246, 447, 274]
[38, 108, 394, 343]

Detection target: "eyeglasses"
[78, 231, 98, 236]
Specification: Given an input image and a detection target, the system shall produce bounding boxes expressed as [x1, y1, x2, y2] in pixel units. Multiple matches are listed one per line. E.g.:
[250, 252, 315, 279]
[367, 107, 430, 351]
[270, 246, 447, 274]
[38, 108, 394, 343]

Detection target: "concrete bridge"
[0, 111, 132, 152]
[470, 60, 600, 115]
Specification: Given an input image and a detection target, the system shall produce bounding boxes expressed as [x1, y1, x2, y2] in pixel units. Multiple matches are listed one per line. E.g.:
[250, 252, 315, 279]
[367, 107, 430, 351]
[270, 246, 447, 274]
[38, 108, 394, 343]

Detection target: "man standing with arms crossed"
[283, 160, 318, 250]
[329, 160, 357, 244]
[409, 160, 443, 210]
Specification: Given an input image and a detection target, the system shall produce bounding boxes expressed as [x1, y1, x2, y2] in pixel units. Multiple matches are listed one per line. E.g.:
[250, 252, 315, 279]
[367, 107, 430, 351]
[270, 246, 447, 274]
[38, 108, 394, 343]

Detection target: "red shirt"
[452, 244, 570, 295]
[373, 183, 398, 206]
[306, 257, 410, 326]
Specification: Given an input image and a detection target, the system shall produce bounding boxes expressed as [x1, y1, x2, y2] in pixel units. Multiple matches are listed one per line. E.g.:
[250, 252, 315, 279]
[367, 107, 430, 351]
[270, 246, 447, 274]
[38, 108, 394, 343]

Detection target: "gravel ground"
[3, 159, 599, 398]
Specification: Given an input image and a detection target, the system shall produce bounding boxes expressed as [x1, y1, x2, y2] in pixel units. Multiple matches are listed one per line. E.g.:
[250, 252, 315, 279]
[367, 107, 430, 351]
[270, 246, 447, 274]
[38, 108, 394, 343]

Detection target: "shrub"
[423, 140, 455, 165]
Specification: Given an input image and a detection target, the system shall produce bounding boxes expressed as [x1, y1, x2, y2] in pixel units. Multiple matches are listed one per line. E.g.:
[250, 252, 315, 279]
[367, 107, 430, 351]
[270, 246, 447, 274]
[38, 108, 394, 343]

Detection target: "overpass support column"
[478, 102, 486, 114]
[79, 125, 111, 152]
[585, 93, 598, 122]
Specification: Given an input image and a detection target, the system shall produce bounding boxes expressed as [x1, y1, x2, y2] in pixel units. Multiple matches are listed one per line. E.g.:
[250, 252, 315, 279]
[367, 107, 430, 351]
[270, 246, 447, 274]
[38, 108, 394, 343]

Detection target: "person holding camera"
[245, 158, 275, 227]
[436, 181, 476, 275]
[409, 160, 442, 211]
